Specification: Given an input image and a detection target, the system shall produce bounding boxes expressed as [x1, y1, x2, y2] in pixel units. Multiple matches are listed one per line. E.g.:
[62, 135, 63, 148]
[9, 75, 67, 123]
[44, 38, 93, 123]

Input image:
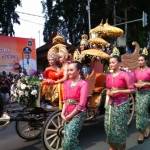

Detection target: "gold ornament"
[52, 34, 65, 44]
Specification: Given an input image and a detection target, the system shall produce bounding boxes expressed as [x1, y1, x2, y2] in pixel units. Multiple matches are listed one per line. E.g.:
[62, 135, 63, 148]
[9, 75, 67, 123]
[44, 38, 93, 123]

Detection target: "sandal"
[144, 127, 150, 139]
[137, 133, 144, 144]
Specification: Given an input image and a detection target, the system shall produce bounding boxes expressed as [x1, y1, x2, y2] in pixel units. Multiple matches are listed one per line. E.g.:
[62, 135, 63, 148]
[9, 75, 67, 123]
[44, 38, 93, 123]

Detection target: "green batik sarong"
[136, 90, 150, 132]
[104, 101, 129, 146]
[62, 112, 86, 150]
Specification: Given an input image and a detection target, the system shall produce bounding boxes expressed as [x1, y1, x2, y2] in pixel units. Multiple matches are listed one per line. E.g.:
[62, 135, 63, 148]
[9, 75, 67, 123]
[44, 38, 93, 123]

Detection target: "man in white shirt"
[19, 53, 37, 75]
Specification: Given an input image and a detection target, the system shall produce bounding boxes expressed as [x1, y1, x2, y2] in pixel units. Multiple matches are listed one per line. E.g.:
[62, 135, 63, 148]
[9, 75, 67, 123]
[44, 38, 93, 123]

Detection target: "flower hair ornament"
[80, 34, 89, 46]
[142, 47, 148, 56]
[111, 47, 120, 56]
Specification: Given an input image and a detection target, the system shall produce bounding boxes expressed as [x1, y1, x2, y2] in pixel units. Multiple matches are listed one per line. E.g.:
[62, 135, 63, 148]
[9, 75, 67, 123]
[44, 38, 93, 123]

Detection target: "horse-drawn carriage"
[0, 21, 138, 150]
[41, 46, 136, 150]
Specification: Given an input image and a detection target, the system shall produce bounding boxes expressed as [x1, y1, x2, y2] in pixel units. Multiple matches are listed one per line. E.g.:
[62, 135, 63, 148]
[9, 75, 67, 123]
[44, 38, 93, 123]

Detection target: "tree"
[42, 0, 150, 46]
[42, 0, 88, 45]
[0, 0, 21, 36]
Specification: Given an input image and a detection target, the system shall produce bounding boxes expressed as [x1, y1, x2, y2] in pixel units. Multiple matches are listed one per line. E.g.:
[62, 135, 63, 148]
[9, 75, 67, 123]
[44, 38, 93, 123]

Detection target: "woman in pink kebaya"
[61, 61, 88, 150]
[105, 55, 134, 150]
[134, 54, 150, 143]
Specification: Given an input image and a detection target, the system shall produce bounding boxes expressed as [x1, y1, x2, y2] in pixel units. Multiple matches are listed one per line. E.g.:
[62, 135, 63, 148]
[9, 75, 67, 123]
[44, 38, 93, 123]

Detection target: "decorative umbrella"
[89, 37, 109, 46]
[81, 49, 110, 59]
[90, 20, 124, 38]
[102, 21, 124, 37]
[90, 20, 104, 34]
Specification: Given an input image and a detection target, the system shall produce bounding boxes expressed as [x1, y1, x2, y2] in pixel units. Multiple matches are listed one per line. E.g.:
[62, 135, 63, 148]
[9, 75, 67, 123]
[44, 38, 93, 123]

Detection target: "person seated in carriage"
[81, 56, 92, 78]
[41, 41, 69, 109]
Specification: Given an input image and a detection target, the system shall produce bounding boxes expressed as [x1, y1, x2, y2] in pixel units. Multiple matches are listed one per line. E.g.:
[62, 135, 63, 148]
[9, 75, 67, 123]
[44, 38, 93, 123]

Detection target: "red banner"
[0, 36, 37, 74]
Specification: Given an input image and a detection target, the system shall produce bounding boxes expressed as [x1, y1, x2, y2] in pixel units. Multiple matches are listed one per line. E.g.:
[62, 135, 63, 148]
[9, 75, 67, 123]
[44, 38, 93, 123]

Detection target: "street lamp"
[86, 0, 91, 32]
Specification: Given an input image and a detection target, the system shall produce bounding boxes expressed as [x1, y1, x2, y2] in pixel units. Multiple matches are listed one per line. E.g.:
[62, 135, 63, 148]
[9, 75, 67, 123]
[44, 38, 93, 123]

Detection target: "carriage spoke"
[56, 137, 61, 149]
[57, 116, 61, 127]
[50, 136, 58, 147]
[52, 120, 58, 128]
[47, 129, 57, 133]
[47, 133, 57, 140]
[61, 120, 65, 126]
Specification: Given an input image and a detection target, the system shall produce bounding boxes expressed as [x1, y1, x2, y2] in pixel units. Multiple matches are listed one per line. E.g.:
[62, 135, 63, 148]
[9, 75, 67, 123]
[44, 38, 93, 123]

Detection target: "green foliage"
[0, 0, 21, 36]
[42, 0, 88, 44]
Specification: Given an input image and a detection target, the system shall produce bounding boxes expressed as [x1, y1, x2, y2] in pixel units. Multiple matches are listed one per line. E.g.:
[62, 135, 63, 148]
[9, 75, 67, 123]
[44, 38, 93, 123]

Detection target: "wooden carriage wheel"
[15, 110, 43, 141]
[42, 111, 64, 150]
[127, 94, 135, 125]
[16, 120, 42, 140]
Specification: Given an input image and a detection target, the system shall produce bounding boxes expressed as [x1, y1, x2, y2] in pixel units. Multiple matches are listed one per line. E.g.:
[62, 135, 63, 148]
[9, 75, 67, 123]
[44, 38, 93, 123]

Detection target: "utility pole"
[38, 30, 41, 47]
[124, 8, 128, 46]
[86, 0, 91, 32]
[113, 0, 117, 25]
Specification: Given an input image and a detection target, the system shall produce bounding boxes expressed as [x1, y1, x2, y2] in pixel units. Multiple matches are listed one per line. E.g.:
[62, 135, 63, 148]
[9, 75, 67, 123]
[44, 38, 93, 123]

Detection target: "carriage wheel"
[127, 94, 135, 125]
[16, 120, 42, 140]
[42, 110, 64, 150]
[0, 120, 10, 129]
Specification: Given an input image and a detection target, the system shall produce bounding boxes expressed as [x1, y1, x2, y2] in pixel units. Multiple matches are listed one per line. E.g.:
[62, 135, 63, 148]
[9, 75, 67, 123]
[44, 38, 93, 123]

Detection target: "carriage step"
[0, 113, 10, 121]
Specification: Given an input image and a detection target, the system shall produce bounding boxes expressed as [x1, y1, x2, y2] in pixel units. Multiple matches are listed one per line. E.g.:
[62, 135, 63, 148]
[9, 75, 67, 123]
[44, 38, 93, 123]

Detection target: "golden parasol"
[102, 21, 124, 37]
[89, 37, 109, 46]
[81, 49, 110, 59]
[90, 20, 104, 34]
[90, 20, 124, 37]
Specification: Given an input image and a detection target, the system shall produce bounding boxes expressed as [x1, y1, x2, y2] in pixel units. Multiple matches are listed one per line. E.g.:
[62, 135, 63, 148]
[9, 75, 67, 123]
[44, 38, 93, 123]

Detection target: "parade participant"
[134, 54, 150, 143]
[61, 61, 88, 150]
[55, 48, 69, 108]
[105, 55, 134, 150]
[41, 51, 63, 105]
[78, 34, 89, 52]
[55, 47, 69, 84]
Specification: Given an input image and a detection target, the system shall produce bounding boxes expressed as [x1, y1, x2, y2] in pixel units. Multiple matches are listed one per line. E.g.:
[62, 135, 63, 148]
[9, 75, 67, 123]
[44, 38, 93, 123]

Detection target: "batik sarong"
[136, 90, 150, 132]
[62, 112, 86, 150]
[104, 101, 129, 146]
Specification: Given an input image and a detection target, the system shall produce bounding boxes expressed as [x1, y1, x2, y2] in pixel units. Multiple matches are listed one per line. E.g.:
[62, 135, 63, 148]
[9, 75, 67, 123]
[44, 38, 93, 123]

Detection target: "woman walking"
[105, 55, 134, 150]
[134, 54, 150, 143]
[61, 61, 88, 150]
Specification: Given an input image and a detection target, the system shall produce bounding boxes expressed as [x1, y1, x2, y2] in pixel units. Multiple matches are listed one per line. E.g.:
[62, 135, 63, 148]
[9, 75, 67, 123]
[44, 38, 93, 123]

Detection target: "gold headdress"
[142, 47, 148, 56]
[80, 34, 89, 46]
[48, 44, 68, 60]
[47, 51, 59, 61]
[52, 34, 65, 44]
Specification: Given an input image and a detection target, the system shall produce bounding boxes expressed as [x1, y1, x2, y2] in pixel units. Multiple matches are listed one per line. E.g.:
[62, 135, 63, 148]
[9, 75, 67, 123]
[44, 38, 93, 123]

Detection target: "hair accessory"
[80, 34, 89, 46]
[111, 47, 120, 56]
[142, 47, 148, 56]
[52, 34, 65, 44]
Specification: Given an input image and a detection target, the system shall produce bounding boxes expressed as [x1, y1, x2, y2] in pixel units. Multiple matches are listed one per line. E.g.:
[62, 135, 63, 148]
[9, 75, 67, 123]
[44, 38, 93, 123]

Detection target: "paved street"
[0, 118, 150, 150]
